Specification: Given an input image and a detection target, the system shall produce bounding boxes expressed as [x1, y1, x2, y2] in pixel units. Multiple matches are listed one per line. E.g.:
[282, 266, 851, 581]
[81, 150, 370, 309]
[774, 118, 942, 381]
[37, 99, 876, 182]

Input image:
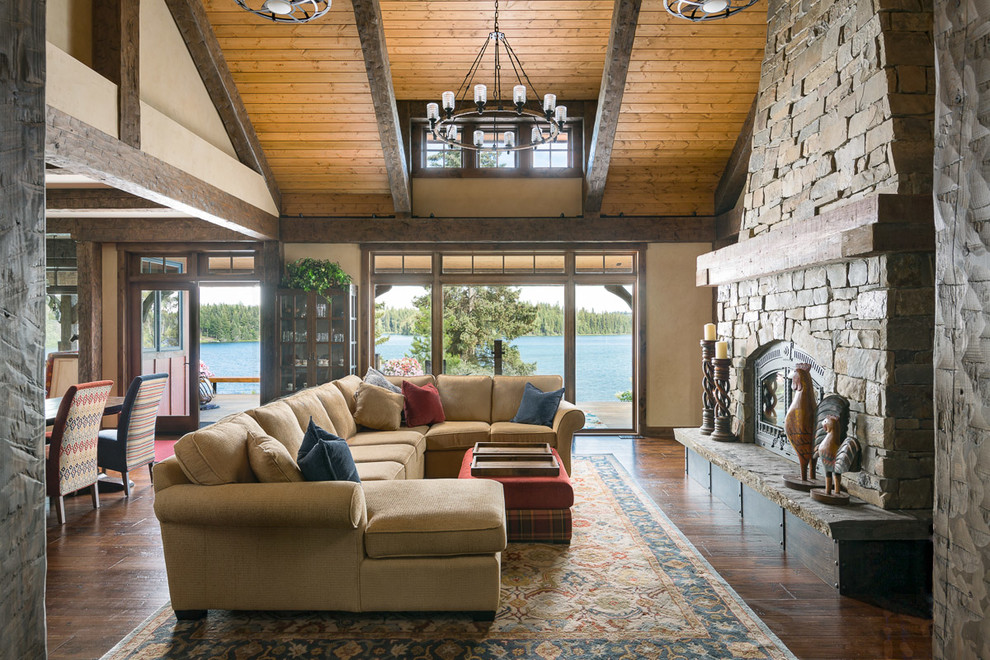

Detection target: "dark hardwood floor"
[45, 435, 932, 659]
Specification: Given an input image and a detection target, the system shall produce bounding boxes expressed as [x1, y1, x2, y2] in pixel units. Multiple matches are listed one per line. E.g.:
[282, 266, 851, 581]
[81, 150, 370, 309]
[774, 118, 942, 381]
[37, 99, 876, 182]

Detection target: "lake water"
[201, 335, 632, 401]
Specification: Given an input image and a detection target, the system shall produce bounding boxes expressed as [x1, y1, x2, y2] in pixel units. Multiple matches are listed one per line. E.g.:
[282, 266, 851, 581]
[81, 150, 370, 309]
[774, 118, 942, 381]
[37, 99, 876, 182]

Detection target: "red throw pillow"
[402, 380, 445, 427]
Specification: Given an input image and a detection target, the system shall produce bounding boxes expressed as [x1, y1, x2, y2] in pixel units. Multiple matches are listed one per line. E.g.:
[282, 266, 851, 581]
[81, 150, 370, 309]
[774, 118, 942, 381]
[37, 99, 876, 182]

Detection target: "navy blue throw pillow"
[296, 418, 361, 483]
[511, 383, 565, 428]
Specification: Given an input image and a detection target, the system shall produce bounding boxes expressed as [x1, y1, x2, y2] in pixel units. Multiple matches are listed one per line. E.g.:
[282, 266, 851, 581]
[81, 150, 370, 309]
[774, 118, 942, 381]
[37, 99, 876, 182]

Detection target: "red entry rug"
[154, 439, 177, 463]
[102, 455, 796, 660]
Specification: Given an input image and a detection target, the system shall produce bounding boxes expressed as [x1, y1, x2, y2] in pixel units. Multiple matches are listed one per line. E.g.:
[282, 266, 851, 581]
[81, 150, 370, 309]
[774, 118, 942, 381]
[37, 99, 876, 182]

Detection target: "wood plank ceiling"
[203, 0, 766, 219]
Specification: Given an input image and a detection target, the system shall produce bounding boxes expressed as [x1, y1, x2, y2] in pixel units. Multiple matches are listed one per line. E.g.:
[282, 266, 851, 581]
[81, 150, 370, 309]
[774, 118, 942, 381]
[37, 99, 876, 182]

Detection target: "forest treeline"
[378, 302, 632, 337]
[200, 303, 260, 342]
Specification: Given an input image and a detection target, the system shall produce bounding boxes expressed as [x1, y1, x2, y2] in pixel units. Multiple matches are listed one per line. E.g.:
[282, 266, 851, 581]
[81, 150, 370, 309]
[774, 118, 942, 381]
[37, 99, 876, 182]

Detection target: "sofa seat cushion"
[424, 421, 491, 451]
[349, 430, 426, 455]
[349, 443, 418, 468]
[356, 461, 406, 481]
[363, 479, 506, 558]
[489, 421, 558, 445]
[247, 400, 306, 456]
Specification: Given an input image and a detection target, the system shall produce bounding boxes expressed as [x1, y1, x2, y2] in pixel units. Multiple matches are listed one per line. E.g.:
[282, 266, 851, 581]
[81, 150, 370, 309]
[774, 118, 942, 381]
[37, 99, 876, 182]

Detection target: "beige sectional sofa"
[153, 373, 584, 620]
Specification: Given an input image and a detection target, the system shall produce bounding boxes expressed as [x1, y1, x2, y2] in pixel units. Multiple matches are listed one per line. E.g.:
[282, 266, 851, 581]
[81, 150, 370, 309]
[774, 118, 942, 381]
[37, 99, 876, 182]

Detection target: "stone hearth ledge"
[673, 428, 931, 541]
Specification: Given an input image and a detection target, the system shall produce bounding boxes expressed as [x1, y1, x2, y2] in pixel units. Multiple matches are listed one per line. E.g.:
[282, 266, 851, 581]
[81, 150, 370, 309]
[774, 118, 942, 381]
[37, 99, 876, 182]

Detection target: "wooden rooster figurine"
[811, 413, 861, 504]
[783, 363, 818, 489]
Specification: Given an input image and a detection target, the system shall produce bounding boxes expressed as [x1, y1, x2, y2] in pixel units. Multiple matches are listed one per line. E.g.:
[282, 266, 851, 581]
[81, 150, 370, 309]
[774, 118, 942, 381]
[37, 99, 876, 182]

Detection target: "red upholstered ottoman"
[458, 448, 574, 543]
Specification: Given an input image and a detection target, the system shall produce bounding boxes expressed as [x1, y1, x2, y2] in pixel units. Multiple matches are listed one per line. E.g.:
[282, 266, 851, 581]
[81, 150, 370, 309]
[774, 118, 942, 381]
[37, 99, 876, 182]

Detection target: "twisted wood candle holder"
[700, 339, 715, 435]
[710, 356, 738, 442]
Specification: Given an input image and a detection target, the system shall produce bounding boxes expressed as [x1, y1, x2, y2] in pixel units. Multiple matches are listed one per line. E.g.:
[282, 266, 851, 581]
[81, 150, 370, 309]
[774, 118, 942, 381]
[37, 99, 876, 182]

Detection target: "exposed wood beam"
[696, 194, 934, 286]
[584, 0, 642, 215]
[93, 0, 140, 148]
[45, 106, 279, 240]
[280, 215, 713, 243]
[163, 0, 281, 211]
[352, 0, 412, 216]
[46, 218, 250, 243]
[46, 189, 167, 213]
[714, 97, 756, 215]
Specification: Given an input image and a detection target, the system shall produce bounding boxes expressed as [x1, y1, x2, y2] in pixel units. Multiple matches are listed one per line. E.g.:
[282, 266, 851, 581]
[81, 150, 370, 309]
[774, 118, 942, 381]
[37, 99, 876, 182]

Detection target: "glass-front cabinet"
[276, 286, 357, 396]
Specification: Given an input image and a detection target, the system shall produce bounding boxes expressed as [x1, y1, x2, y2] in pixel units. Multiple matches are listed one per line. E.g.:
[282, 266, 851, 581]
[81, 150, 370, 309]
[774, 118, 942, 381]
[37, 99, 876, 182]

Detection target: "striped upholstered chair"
[47, 380, 114, 524]
[98, 373, 169, 498]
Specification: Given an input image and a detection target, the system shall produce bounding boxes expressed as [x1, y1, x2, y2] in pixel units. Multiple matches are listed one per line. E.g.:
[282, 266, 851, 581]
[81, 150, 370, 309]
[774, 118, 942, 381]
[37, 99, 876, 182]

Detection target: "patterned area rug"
[103, 455, 795, 659]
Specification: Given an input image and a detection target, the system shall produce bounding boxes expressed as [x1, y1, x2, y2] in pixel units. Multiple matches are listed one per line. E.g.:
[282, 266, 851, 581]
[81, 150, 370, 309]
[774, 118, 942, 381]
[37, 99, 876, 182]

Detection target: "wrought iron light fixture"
[663, 0, 758, 21]
[425, 0, 566, 153]
[234, 0, 331, 23]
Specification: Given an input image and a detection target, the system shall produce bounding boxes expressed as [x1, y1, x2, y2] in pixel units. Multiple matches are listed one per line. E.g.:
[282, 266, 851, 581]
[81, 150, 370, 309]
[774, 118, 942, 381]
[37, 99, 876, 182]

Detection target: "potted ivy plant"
[282, 258, 352, 297]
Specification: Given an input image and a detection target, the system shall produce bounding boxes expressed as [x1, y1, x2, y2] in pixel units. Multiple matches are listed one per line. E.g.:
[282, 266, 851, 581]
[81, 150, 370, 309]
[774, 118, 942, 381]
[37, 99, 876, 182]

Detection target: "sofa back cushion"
[283, 389, 337, 438]
[247, 399, 306, 456]
[491, 375, 564, 422]
[385, 374, 436, 389]
[334, 374, 363, 413]
[437, 375, 493, 422]
[173, 420, 257, 485]
[315, 382, 358, 439]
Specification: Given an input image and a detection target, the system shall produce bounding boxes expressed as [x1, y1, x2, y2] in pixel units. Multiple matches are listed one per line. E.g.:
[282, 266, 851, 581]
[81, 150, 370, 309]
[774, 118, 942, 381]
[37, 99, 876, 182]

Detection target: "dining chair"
[45, 351, 79, 398]
[46, 380, 114, 525]
[97, 373, 169, 498]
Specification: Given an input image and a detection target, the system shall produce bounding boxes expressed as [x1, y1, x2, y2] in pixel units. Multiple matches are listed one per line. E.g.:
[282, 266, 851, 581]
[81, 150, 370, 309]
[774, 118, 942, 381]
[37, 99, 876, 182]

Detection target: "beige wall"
[283, 244, 364, 288]
[46, 43, 118, 138]
[413, 179, 582, 217]
[46, 0, 93, 66]
[644, 243, 714, 429]
[140, 0, 237, 159]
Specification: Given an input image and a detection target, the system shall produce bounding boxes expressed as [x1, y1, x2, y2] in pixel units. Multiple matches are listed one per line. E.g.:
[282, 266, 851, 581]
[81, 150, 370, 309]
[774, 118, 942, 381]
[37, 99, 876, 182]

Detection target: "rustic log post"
[0, 0, 48, 655]
[76, 241, 104, 384]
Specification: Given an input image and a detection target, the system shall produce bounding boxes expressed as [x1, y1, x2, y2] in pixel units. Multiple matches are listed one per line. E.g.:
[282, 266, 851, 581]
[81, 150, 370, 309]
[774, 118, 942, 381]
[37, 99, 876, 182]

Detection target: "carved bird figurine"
[813, 414, 862, 496]
[784, 363, 817, 482]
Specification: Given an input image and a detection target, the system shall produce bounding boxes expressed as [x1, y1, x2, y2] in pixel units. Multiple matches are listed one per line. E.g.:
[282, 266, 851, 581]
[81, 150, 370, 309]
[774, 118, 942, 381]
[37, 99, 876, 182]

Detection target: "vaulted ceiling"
[201, 0, 767, 219]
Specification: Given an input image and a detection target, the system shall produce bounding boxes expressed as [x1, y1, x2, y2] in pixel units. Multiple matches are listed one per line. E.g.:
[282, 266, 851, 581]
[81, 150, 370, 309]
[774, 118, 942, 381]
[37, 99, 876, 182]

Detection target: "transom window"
[425, 132, 462, 169]
[534, 130, 569, 169]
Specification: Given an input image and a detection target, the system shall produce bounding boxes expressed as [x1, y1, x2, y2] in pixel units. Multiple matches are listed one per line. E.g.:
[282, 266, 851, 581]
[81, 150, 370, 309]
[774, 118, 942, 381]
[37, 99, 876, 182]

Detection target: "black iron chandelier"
[663, 0, 758, 22]
[233, 0, 331, 23]
[425, 0, 566, 153]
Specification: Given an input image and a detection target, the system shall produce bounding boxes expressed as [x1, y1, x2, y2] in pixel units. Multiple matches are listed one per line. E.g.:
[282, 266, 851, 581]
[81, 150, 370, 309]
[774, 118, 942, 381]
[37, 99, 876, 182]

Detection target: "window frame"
[411, 119, 583, 178]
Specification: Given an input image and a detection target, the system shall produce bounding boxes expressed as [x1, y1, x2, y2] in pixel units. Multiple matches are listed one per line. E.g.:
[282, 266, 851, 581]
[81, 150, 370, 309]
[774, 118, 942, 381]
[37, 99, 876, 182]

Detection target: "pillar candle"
[715, 341, 728, 359]
[704, 323, 716, 340]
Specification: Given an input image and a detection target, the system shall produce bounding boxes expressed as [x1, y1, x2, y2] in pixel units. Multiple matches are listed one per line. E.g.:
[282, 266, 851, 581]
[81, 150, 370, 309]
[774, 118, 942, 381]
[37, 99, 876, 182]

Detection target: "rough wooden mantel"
[696, 193, 934, 286]
[674, 428, 931, 541]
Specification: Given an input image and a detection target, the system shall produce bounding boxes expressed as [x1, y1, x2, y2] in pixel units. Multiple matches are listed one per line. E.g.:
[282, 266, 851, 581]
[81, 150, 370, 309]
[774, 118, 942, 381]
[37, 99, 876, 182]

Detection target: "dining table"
[45, 395, 126, 426]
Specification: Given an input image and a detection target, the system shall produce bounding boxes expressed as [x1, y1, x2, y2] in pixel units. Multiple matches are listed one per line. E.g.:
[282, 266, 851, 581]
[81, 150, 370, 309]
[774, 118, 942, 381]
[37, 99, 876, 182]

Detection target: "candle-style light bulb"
[543, 93, 556, 113]
[442, 91, 456, 112]
[426, 103, 439, 121]
[513, 85, 526, 106]
[531, 126, 542, 144]
[554, 105, 567, 124]
[474, 84, 487, 111]
[504, 132, 515, 148]
[446, 125, 458, 141]
[473, 130, 485, 147]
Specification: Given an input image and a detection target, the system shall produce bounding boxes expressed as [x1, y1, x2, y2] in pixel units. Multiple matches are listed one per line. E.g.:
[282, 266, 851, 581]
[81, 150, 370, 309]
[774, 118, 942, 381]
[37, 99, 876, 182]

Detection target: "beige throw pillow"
[247, 432, 304, 483]
[353, 382, 405, 431]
